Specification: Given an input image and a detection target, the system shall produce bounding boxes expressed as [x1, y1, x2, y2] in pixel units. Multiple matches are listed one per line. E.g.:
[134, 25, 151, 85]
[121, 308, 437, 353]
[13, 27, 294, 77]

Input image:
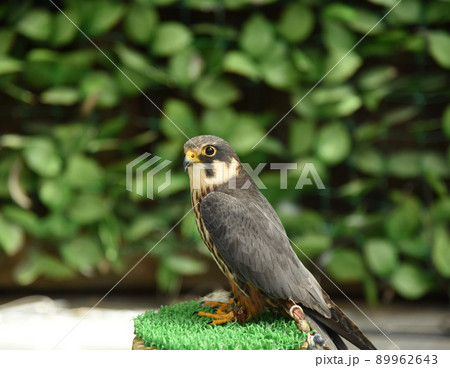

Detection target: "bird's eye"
[204, 146, 216, 156]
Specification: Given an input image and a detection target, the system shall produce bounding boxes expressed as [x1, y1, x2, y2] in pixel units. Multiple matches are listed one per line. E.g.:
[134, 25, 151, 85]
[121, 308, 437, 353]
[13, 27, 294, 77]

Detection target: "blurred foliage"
[0, 0, 449, 302]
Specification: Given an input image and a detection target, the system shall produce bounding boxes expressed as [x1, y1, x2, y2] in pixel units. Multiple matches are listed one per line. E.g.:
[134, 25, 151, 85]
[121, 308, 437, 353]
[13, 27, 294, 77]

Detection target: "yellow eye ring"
[203, 146, 216, 157]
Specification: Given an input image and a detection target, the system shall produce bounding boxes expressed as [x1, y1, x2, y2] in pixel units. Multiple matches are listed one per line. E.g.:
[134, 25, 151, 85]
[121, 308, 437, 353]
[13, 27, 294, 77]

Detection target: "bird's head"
[183, 135, 240, 169]
[183, 135, 242, 188]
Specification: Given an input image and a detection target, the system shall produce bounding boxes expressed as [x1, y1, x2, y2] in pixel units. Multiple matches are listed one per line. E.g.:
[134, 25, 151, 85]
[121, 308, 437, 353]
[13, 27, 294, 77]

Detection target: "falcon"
[183, 135, 375, 350]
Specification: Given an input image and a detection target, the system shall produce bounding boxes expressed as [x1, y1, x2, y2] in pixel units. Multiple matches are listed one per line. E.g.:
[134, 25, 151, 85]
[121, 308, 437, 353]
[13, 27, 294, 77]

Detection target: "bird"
[183, 135, 376, 350]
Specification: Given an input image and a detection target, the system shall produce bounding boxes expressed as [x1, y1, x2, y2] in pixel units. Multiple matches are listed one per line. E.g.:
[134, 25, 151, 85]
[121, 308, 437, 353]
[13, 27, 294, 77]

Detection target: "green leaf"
[363, 239, 398, 277]
[295, 210, 326, 234]
[432, 226, 450, 278]
[278, 3, 314, 43]
[160, 99, 198, 140]
[152, 22, 192, 56]
[80, 71, 119, 108]
[69, 194, 108, 224]
[53, 123, 91, 155]
[316, 121, 351, 165]
[352, 148, 386, 176]
[124, 3, 159, 44]
[24, 49, 92, 89]
[428, 30, 450, 69]
[398, 238, 429, 260]
[422, 152, 450, 178]
[99, 216, 121, 262]
[36, 254, 76, 281]
[388, 0, 421, 25]
[125, 215, 166, 242]
[169, 48, 204, 86]
[338, 179, 377, 197]
[201, 108, 237, 137]
[193, 77, 240, 108]
[0, 216, 24, 256]
[385, 197, 420, 241]
[13, 254, 41, 286]
[292, 49, 314, 73]
[64, 154, 104, 189]
[239, 14, 275, 59]
[391, 263, 432, 299]
[227, 114, 265, 155]
[292, 233, 331, 260]
[115, 44, 169, 85]
[2, 206, 41, 237]
[326, 51, 362, 83]
[14, 252, 75, 285]
[289, 120, 315, 156]
[352, 9, 385, 33]
[223, 51, 260, 80]
[43, 214, 78, 239]
[17, 9, 52, 41]
[97, 115, 127, 138]
[40, 87, 81, 106]
[83, 1, 125, 37]
[326, 248, 366, 282]
[323, 21, 356, 54]
[0, 56, 23, 75]
[39, 178, 73, 211]
[293, 85, 362, 119]
[61, 237, 103, 272]
[115, 66, 152, 95]
[23, 137, 63, 177]
[431, 197, 450, 223]
[322, 3, 356, 22]
[425, 2, 450, 25]
[358, 66, 397, 90]
[51, 11, 78, 47]
[324, 4, 385, 35]
[382, 105, 419, 125]
[261, 57, 299, 89]
[164, 255, 207, 276]
[388, 151, 421, 178]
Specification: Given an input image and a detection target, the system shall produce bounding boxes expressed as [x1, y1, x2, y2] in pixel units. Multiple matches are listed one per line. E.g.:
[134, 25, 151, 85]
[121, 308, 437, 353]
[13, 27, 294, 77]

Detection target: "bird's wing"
[200, 191, 331, 318]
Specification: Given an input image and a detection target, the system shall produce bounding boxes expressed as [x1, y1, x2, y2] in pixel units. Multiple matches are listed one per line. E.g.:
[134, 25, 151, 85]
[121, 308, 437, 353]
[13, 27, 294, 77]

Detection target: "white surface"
[0, 295, 147, 349]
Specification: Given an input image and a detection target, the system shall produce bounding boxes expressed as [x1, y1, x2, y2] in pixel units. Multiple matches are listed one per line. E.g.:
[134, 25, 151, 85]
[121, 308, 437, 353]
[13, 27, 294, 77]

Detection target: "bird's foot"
[200, 299, 234, 311]
[197, 299, 236, 325]
[197, 310, 235, 325]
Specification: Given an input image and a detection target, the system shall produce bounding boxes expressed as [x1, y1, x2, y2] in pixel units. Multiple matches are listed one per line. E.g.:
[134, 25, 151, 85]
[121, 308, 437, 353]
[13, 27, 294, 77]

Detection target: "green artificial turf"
[134, 301, 309, 350]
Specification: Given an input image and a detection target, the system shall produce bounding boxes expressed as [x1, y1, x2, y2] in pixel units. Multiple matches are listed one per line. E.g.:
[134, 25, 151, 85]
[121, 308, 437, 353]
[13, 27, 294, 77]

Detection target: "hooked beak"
[183, 156, 192, 172]
[184, 149, 201, 171]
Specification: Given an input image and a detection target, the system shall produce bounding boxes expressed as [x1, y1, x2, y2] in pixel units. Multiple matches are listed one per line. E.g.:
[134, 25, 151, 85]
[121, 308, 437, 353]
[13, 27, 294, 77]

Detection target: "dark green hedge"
[0, 0, 449, 301]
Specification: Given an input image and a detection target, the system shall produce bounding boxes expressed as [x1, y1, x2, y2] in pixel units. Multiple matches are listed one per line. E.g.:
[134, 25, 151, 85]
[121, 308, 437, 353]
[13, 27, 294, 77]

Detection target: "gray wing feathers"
[200, 191, 331, 318]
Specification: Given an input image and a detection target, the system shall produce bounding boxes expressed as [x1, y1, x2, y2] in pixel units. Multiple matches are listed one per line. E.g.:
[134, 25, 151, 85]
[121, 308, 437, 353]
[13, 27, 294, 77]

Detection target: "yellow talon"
[197, 309, 235, 324]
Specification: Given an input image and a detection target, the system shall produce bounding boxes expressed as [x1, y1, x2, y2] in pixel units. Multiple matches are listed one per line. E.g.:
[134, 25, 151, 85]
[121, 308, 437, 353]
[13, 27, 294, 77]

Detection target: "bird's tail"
[307, 299, 377, 350]
[304, 312, 348, 350]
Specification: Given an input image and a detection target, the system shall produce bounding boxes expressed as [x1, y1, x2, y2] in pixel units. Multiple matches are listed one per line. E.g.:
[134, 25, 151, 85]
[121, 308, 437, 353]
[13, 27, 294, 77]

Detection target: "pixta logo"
[126, 153, 171, 199]
[126, 153, 325, 199]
